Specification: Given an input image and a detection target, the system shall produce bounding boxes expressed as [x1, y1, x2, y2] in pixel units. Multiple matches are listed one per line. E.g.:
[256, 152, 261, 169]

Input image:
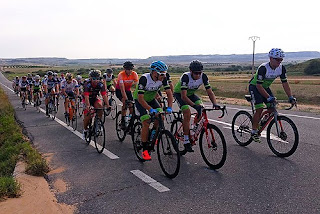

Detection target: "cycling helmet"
[54, 73, 58, 76]
[27, 73, 31, 77]
[76, 75, 82, 80]
[89, 70, 101, 78]
[47, 71, 53, 76]
[22, 76, 27, 79]
[106, 68, 113, 74]
[189, 60, 203, 72]
[150, 61, 168, 73]
[15, 76, 19, 79]
[123, 61, 134, 70]
[35, 75, 40, 80]
[66, 73, 72, 80]
[268, 48, 285, 58]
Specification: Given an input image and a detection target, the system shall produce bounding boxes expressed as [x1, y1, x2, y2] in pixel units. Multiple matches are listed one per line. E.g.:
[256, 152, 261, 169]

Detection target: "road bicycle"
[47, 93, 58, 120]
[84, 107, 106, 153]
[231, 95, 299, 157]
[132, 112, 180, 178]
[115, 100, 139, 142]
[33, 91, 41, 113]
[76, 95, 84, 118]
[170, 106, 227, 169]
[102, 91, 117, 123]
[64, 95, 77, 130]
[20, 90, 27, 110]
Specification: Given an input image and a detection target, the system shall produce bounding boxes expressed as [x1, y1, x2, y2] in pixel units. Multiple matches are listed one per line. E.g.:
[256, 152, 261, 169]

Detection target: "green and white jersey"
[32, 80, 42, 90]
[250, 62, 287, 88]
[103, 74, 115, 86]
[174, 72, 211, 96]
[133, 73, 170, 102]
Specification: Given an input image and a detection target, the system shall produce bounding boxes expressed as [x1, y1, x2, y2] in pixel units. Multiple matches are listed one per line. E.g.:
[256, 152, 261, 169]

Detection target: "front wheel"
[266, 116, 299, 157]
[157, 130, 180, 178]
[170, 119, 187, 156]
[94, 118, 106, 153]
[110, 98, 117, 120]
[71, 108, 77, 131]
[116, 111, 126, 141]
[231, 110, 253, 146]
[199, 124, 227, 169]
[132, 121, 144, 162]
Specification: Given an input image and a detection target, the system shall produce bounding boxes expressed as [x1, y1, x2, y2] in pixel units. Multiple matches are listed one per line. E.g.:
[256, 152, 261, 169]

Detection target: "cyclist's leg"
[126, 91, 134, 115]
[94, 98, 103, 119]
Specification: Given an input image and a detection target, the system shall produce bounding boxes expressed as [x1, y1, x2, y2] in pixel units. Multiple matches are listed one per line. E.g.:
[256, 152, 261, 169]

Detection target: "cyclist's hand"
[166, 107, 172, 114]
[288, 96, 297, 104]
[149, 108, 158, 115]
[267, 96, 276, 103]
[212, 104, 221, 110]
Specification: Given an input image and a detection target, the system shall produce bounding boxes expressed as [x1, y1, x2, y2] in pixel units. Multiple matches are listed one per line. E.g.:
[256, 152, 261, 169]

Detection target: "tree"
[304, 59, 320, 75]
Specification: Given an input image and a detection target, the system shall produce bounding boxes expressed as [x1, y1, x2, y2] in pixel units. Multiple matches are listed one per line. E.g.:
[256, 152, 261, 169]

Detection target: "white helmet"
[268, 48, 285, 58]
[76, 75, 82, 80]
[35, 75, 40, 80]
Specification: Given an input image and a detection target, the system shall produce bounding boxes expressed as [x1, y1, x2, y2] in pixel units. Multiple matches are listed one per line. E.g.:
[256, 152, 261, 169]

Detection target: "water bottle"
[260, 113, 269, 127]
[124, 116, 129, 127]
[150, 129, 156, 142]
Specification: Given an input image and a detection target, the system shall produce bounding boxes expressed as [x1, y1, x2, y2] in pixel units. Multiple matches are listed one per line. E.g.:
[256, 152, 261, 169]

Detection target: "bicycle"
[76, 95, 84, 118]
[102, 91, 117, 123]
[64, 95, 77, 131]
[231, 95, 299, 157]
[132, 112, 180, 178]
[20, 90, 27, 110]
[84, 107, 106, 153]
[33, 91, 41, 113]
[115, 100, 139, 142]
[47, 93, 58, 120]
[170, 106, 227, 169]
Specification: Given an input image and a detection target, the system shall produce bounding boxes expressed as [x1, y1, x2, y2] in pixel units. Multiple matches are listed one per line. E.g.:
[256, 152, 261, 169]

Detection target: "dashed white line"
[130, 170, 170, 192]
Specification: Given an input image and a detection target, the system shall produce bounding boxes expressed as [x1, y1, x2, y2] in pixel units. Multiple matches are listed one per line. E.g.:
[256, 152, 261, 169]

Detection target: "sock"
[251, 129, 258, 134]
[184, 135, 189, 144]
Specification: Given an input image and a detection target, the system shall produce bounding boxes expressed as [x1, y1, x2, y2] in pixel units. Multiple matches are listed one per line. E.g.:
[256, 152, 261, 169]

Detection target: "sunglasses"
[193, 71, 202, 75]
[91, 77, 100, 80]
[273, 58, 283, 62]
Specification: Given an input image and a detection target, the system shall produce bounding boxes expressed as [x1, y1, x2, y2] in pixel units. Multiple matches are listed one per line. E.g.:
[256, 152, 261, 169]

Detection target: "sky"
[1, 0, 319, 59]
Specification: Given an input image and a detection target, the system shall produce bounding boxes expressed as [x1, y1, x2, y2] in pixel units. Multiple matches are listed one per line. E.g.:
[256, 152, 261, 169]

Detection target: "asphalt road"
[1, 72, 320, 214]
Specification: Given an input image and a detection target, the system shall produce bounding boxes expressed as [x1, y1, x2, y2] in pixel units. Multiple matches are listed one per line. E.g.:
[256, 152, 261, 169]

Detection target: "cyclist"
[12, 76, 20, 92]
[43, 71, 59, 116]
[19, 76, 29, 104]
[27, 73, 34, 103]
[174, 60, 220, 152]
[83, 70, 111, 139]
[115, 61, 138, 128]
[249, 48, 296, 143]
[32, 75, 42, 106]
[61, 73, 79, 118]
[134, 61, 173, 161]
[102, 68, 116, 93]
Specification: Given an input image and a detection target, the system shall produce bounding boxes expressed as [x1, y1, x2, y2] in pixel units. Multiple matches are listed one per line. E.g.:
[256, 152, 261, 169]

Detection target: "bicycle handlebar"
[203, 105, 227, 118]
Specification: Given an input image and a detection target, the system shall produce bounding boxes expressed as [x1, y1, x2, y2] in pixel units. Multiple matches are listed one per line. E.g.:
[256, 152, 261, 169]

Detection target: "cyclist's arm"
[202, 73, 217, 105]
[119, 82, 127, 100]
[279, 66, 292, 97]
[100, 84, 109, 107]
[165, 88, 173, 108]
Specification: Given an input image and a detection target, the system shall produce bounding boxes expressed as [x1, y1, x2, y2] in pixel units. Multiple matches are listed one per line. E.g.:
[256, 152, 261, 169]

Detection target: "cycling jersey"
[249, 62, 287, 88]
[43, 78, 58, 89]
[61, 79, 79, 92]
[27, 77, 33, 86]
[19, 80, 28, 88]
[115, 70, 138, 91]
[32, 80, 42, 91]
[104, 74, 115, 86]
[133, 73, 170, 102]
[83, 80, 106, 99]
[13, 79, 20, 86]
[174, 72, 211, 96]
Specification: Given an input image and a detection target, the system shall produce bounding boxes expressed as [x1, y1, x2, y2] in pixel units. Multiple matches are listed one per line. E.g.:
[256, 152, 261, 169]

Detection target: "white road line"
[130, 170, 170, 192]
[0, 82, 14, 92]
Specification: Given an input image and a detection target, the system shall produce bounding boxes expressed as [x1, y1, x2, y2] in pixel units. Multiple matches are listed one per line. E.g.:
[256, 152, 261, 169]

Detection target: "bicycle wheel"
[71, 107, 77, 131]
[77, 99, 83, 117]
[116, 111, 126, 141]
[157, 130, 180, 178]
[51, 102, 57, 120]
[110, 98, 117, 120]
[170, 119, 187, 156]
[231, 110, 253, 146]
[22, 96, 26, 110]
[94, 118, 106, 153]
[266, 116, 299, 157]
[36, 97, 40, 113]
[199, 123, 227, 169]
[132, 121, 145, 162]
[85, 124, 92, 145]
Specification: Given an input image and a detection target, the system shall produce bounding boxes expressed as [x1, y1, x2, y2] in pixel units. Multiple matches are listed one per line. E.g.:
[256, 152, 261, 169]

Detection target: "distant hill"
[1, 51, 320, 66]
[286, 58, 320, 75]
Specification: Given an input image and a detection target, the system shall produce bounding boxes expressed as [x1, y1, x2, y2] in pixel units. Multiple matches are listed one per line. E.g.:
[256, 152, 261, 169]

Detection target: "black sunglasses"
[193, 71, 202, 75]
[273, 58, 283, 62]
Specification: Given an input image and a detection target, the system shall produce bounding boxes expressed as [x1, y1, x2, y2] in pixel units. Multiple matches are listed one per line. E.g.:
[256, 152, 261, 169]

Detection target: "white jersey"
[61, 79, 79, 92]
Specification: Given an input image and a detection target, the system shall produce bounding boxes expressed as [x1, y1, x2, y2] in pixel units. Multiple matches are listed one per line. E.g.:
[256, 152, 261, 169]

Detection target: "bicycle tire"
[116, 111, 126, 141]
[110, 98, 117, 120]
[170, 119, 187, 156]
[94, 118, 106, 153]
[132, 121, 145, 162]
[157, 130, 180, 178]
[71, 107, 77, 131]
[266, 115, 299, 157]
[85, 124, 92, 145]
[199, 123, 227, 169]
[231, 110, 253, 146]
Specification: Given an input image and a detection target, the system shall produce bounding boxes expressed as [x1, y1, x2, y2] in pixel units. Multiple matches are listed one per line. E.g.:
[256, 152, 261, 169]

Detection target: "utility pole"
[249, 36, 260, 76]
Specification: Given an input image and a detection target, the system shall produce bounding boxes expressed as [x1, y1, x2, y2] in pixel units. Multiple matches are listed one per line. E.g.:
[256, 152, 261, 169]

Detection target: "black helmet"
[89, 70, 101, 78]
[123, 61, 134, 70]
[47, 71, 53, 76]
[189, 60, 203, 72]
[106, 68, 113, 74]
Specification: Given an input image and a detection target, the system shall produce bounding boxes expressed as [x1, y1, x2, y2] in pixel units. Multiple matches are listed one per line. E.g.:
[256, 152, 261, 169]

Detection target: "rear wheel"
[170, 119, 187, 156]
[231, 110, 253, 146]
[157, 130, 180, 178]
[116, 111, 126, 141]
[110, 98, 117, 120]
[132, 121, 145, 162]
[199, 124, 227, 169]
[267, 116, 299, 157]
[71, 107, 77, 131]
[94, 118, 106, 153]
[85, 123, 92, 145]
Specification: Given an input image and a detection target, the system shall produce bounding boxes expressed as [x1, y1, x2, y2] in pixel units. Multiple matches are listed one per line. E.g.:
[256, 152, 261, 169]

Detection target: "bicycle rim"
[116, 111, 126, 141]
[71, 108, 77, 131]
[199, 124, 227, 169]
[170, 119, 187, 155]
[267, 116, 299, 157]
[231, 110, 253, 146]
[132, 121, 145, 162]
[110, 99, 117, 120]
[94, 118, 106, 153]
[157, 130, 180, 178]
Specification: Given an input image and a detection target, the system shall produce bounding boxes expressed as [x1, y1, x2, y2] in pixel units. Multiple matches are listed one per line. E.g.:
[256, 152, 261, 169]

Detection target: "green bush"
[304, 59, 320, 75]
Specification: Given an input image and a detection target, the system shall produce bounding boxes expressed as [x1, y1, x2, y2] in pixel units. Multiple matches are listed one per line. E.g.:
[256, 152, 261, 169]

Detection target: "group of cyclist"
[12, 48, 297, 161]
